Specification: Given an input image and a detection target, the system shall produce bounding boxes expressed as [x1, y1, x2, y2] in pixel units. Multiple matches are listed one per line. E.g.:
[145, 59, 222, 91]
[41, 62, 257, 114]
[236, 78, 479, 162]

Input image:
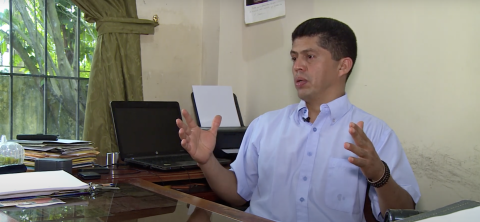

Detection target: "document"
[192, 85, 241, 127]
[0, 170, 89, 199]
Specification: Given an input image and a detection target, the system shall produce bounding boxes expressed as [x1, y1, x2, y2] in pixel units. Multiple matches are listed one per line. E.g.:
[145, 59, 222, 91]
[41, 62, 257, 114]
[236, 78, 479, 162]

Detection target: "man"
[176, 18, 420, 222]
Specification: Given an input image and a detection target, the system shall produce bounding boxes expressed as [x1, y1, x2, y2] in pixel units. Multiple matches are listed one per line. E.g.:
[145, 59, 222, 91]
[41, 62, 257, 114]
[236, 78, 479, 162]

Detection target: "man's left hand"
[344, 121, 384, 181]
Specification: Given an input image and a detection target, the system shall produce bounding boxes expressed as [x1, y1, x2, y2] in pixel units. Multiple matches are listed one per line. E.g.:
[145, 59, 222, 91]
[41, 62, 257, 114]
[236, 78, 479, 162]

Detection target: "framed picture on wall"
[244, 0, 286, 24]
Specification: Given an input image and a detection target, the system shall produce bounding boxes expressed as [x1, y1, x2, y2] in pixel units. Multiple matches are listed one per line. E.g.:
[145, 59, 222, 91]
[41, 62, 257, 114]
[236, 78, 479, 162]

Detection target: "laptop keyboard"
[131, 155, 195, 166]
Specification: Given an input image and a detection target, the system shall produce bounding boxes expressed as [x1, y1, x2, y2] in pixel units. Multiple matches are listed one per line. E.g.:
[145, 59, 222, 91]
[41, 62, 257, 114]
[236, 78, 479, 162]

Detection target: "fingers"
[357, 121, 364, 130]
[209, 115, 222, 136]
[178, 127, 191, 141]
[176, 118, 187, 131]
[182, 109, 198, 129]
[344, 142, 367, 158]
[348, 156, 367, 167]
[180, 138, 191, 151]
[177, 119, 190, 140]
[348, 122, 370, 148]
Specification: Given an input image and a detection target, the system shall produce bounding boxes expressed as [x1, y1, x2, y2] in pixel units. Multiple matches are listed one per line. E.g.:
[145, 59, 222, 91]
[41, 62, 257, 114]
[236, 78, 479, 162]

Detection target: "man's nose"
[293, 59, 306, 72]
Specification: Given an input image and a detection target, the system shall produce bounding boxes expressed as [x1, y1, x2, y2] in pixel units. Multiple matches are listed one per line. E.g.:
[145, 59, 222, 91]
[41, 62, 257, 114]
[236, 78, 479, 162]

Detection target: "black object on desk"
[35, 158, 73, 174]
[0, 164, 27, 174]
[16, 134, 58, 141]
[78, 166, 110, 174]
[78, 171, 101, 180]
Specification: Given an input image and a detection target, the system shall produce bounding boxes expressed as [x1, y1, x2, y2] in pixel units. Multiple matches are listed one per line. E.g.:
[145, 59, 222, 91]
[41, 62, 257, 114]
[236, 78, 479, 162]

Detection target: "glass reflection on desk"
[1, 183, 238, 222]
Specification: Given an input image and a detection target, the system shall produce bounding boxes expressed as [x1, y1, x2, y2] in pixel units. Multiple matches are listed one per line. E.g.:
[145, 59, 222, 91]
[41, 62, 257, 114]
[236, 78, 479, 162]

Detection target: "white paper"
[222, 149, 239, 154]
[11, 139, 91, 145]
[0, 170, 89, 199]
[192, 86, 241, 127]
[244, 0, 285, 24]
[416, 205, 480, 222]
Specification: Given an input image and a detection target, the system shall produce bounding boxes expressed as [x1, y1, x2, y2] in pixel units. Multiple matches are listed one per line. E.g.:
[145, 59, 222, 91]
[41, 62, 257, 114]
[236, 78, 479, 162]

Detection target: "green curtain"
[71, 0, 158, 154]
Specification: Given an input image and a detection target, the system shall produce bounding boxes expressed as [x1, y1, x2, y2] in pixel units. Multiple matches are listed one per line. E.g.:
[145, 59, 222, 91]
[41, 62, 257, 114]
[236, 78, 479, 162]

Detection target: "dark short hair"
[292, 18, 357, 80]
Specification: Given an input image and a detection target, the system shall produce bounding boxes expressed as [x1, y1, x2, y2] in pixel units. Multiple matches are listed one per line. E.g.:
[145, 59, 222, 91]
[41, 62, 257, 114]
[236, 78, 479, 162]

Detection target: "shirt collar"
[327, 94, 352, 123]
[293, 94, 352, 124]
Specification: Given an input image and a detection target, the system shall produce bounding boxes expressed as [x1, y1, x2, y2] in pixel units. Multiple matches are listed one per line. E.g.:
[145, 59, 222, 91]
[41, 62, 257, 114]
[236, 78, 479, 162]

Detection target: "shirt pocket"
[324, 157, 359, 213]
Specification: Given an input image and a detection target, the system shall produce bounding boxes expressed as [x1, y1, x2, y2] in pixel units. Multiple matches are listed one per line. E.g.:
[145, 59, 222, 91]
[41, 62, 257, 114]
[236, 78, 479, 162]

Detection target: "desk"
[82, 156, 217, 183]
[75, 164, 221, 201]
[74, 158, 229, 201]
[0, 178, 271, 222]
[74, 164, 208, 183]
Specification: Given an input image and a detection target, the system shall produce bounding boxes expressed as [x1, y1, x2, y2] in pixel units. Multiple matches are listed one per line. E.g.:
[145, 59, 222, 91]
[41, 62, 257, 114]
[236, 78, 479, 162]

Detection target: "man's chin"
[297, 92, 309, 101]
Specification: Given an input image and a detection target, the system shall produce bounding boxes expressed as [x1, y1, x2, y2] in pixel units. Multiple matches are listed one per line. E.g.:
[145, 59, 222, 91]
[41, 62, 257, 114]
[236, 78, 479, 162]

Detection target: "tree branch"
[0, 30, 39, 75]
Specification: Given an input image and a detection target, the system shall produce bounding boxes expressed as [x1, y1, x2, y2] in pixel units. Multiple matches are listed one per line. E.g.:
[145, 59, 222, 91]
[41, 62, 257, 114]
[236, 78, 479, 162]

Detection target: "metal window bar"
[8, 0, 13, 140]
[76, 8, 81, 140]
[43, 0, 48, 135]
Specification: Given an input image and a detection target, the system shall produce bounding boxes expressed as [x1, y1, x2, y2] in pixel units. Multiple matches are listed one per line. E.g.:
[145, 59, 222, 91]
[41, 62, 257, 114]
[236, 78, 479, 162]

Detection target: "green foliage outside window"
[0, 0, 97, 140]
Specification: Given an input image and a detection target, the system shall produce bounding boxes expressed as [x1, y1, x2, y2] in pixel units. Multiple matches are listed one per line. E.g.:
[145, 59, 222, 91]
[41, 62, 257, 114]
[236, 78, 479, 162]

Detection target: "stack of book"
[16, 139, 99, 170]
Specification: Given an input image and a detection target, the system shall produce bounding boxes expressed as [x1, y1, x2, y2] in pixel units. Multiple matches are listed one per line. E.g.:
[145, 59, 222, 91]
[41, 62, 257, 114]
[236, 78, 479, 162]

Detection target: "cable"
[181, 166, 194, 193]
[146, 169, 166, 186]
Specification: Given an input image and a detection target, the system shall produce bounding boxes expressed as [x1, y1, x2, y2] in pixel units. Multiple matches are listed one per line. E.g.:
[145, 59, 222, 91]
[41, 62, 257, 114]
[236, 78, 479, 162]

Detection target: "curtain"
[71, 0, 158, 154]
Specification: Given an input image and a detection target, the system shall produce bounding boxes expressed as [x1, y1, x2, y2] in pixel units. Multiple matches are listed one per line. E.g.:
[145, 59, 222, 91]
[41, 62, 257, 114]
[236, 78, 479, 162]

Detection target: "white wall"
[216, 0, 314, 122]
[137, 0, 480, 211]
[312, 0, 480, 210]
[137, 0, 203, 116]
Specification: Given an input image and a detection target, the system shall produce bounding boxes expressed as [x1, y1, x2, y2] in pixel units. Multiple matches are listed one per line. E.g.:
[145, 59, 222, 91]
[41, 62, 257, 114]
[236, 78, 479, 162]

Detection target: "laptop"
[110, 101, 231, 170]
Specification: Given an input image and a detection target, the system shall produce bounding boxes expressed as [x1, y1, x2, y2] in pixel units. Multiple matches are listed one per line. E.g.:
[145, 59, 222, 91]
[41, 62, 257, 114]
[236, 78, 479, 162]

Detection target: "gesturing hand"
[176, 109, 222, 165]
[344, 121, 384, 181]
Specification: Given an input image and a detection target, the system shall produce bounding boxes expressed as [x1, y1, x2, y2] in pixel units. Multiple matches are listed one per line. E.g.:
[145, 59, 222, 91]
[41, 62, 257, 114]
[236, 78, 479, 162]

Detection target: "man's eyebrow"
[290, 48, 316, 54]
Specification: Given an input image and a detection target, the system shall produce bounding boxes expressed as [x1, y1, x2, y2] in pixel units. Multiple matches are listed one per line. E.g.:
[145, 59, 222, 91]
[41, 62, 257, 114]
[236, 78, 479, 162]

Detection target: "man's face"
[290, 36, 341, 103]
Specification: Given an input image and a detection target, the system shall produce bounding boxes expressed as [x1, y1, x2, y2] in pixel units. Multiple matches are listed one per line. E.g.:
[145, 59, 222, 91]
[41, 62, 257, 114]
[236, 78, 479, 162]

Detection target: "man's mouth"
[295, 78, 307, 87]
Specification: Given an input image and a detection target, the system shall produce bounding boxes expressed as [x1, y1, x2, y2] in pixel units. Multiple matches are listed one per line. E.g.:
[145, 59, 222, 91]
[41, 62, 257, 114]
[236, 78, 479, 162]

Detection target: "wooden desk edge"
[128, 178, 273, 222]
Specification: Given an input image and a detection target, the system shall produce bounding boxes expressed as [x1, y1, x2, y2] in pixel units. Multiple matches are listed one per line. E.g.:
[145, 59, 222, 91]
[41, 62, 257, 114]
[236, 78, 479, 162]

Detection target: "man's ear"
[338, 57, 353, 77]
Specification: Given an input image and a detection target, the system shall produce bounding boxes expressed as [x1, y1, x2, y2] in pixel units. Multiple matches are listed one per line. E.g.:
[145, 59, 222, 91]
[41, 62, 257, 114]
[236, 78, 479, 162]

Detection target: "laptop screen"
[111, 101, 187, 160]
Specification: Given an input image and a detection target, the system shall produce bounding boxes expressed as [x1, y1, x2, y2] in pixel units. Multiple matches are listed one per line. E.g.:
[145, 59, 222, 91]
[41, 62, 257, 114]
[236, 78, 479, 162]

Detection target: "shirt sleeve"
[369, 130, 421, 222]
[229, 117, 261, 201]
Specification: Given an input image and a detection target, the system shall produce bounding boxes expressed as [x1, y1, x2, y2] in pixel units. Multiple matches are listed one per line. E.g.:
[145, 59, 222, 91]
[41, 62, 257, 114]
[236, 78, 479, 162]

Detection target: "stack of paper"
[13, 139, 99, 169]
[0, 170, 89, 199]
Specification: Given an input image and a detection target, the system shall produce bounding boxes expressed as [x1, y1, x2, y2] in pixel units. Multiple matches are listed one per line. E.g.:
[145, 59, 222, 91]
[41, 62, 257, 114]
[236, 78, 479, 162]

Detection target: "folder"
[0, 170, 89, 199]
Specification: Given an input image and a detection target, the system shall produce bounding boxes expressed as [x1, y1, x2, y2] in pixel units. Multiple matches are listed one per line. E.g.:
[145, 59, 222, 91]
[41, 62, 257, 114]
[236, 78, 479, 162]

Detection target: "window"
[0, 0, 97, 140]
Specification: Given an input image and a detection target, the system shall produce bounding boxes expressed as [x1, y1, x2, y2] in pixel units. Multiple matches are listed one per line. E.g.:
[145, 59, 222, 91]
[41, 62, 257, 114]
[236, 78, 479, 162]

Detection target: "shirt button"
[332, 118, 336, 122]
[300, 197, 305, 202]
[307, 152, 312, 156]
[303, 176, 307, 181]
[313, 127, 317, 132]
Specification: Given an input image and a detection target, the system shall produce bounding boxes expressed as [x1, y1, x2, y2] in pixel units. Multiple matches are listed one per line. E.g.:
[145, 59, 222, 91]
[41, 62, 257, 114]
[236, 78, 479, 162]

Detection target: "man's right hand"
[176, 109, 222, 165]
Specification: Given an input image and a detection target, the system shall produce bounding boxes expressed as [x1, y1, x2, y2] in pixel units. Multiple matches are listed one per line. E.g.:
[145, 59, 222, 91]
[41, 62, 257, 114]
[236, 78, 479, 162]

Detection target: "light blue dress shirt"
[230, 95, 420, 222]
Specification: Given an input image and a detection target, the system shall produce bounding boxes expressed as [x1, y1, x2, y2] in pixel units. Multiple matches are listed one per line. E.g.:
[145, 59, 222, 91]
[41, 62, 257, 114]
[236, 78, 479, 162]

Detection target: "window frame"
[1, 0, 89, 140]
